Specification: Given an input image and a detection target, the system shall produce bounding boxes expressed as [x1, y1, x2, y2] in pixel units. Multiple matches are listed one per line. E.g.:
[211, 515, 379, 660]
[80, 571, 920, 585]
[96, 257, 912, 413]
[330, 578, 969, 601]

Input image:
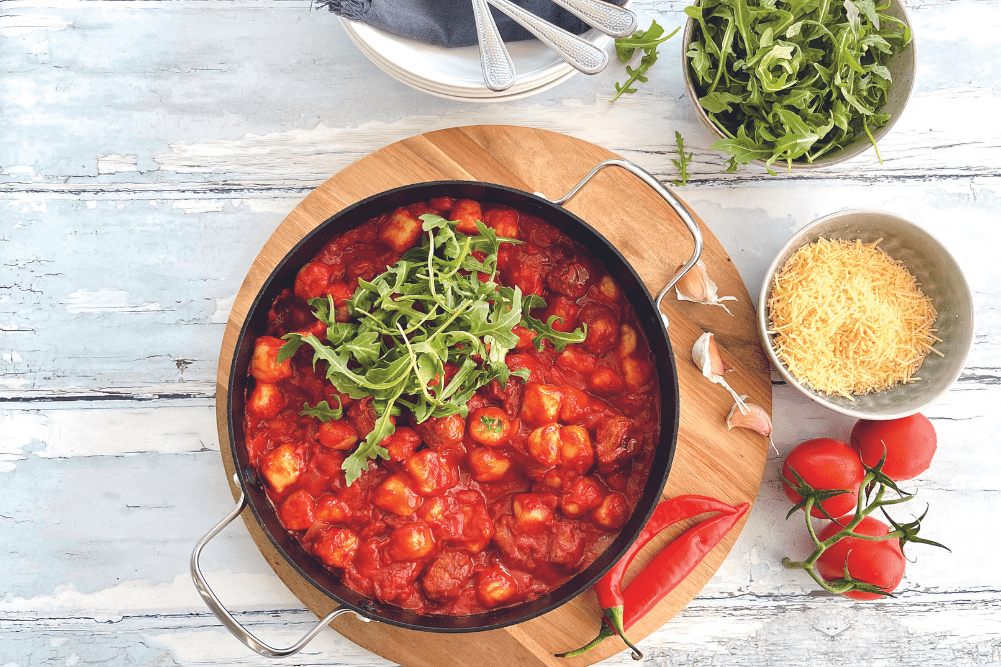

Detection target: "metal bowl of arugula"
[682, 0, 915, 171]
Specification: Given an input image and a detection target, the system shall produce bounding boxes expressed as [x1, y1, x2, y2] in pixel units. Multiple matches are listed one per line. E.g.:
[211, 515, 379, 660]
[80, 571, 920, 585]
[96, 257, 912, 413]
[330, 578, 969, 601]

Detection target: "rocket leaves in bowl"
[685, 0, 912, 172]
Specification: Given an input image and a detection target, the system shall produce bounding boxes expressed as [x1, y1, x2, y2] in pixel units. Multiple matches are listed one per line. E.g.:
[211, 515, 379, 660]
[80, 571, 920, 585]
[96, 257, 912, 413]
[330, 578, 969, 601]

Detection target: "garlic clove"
[692, 331, 730, 377]
[726, 396, 773, 437]
[675, 260, 738, 315]
[692, 332, 746, 411]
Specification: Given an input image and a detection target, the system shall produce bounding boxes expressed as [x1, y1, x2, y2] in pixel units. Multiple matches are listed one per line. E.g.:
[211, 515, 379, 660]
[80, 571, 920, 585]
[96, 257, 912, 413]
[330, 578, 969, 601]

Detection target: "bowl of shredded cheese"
[758, 210, 974, 420]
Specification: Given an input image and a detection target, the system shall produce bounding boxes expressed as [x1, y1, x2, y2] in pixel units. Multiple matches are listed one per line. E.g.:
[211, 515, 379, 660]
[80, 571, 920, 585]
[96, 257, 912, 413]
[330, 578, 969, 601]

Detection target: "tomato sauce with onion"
[243, 197, 660, 615]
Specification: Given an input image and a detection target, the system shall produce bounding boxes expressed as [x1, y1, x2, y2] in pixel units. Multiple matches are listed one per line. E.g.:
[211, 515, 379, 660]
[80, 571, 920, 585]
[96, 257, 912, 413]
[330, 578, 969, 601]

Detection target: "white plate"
[348, 31, 581, 101]
[339, 8, 621, 99]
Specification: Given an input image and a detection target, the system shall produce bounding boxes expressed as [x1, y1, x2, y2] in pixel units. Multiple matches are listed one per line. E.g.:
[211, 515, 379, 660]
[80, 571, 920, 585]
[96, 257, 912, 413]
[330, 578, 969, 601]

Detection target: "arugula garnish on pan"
[685, 0, 911, 172]
[278, 215, 585, 485]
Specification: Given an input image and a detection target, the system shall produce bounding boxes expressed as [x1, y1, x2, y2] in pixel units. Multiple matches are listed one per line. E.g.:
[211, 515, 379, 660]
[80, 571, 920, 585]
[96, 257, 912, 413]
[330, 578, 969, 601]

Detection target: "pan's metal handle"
[539, 159, 704, 328]
[190, 473, 366, 658]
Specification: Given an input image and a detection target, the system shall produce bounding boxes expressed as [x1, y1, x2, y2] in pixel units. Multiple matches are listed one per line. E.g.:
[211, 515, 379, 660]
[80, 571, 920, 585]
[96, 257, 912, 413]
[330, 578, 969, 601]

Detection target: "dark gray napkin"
[323, 0, 627, 48]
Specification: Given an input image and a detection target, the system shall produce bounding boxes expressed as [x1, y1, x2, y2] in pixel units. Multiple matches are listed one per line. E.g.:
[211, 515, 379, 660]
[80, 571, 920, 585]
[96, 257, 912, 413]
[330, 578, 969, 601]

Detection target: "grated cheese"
[767, 238, 940, 398]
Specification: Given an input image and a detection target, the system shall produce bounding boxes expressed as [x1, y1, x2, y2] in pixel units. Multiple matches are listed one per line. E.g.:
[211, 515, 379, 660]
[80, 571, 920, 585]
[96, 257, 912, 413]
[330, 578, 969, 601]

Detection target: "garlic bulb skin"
[692, 332, 746, 411]
[675, 260, 738, 314]
[726, 397, 773, 437]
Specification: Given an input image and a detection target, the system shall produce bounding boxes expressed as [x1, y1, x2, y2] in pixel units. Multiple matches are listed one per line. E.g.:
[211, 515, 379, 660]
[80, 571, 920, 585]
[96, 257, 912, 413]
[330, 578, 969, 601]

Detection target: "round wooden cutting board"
[215, 125, 772, 667]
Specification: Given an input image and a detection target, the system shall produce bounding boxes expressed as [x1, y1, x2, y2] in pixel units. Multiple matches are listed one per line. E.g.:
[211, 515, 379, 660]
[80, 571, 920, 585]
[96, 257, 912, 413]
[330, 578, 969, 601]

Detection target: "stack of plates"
[340, 17, 617, 102]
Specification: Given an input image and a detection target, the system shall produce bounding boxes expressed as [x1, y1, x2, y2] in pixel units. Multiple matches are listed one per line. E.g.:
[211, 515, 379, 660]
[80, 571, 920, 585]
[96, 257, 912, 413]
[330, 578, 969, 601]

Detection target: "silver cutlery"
[471, 0, 517, 91]
[549, 0, 637, 38]
[485, 0, 609, 74]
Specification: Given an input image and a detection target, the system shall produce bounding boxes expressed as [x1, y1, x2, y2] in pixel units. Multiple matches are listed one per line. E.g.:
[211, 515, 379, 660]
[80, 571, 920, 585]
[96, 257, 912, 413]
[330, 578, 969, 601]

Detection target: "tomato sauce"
[243, 197, 660, 615]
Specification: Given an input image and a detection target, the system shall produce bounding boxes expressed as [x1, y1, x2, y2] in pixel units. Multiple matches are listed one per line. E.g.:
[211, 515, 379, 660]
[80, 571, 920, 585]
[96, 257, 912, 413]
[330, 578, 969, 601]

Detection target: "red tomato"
[816, 516, 906, 600]
[850, 414, 937, 481]
[781, 439, 865, 519]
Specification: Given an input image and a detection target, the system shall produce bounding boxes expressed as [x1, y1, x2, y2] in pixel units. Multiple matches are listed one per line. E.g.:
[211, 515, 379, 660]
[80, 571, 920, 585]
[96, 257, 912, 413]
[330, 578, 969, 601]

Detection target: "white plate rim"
[337, 3, 626, 97]
[350, 33, 582, 102]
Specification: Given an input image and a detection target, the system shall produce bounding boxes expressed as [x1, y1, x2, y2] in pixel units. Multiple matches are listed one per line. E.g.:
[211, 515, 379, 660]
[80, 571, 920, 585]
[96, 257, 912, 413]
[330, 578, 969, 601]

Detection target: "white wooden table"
[3, 0, 999, 665]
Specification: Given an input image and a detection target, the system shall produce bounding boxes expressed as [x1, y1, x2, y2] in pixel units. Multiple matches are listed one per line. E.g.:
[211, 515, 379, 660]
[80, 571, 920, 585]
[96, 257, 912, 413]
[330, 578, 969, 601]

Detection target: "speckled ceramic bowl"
[681, 0, 916, 169]
[757, 210, 974, 420]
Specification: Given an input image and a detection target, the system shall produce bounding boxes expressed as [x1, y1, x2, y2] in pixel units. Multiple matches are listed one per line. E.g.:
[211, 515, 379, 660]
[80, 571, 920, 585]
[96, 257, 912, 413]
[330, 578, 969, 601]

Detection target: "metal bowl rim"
[756, 208, 974, 420]
[680, 0, 917, 170]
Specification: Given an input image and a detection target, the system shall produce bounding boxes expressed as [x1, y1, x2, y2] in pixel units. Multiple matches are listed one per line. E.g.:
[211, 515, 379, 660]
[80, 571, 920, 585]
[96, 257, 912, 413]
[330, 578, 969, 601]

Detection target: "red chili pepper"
[556, 497, 749, 659]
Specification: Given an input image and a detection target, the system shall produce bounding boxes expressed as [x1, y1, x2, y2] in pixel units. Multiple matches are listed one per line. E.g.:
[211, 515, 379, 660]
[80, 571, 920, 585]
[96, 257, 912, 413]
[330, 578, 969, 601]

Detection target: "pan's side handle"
[539, 159, 704, 328]
[190, 473, 366, 658]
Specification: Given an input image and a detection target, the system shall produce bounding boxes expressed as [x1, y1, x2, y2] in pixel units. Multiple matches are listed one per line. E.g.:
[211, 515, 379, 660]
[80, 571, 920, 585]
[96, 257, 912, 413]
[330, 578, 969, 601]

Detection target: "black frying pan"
[192, 160, 703, 656]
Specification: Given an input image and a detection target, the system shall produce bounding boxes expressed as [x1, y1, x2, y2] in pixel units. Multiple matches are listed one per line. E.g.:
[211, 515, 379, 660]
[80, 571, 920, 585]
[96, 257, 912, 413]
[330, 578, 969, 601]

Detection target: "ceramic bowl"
[681, 0, 916, 169]
[757, 210, 974, 420]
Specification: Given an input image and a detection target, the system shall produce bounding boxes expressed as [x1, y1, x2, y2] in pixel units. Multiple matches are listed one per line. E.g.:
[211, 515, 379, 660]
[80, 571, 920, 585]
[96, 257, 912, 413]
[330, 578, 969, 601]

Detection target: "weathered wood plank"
[0, 0, 999, 193]
[2, 180, 999, 397]
[3, 0, 1000, 664]
[0, 384, 994, 598]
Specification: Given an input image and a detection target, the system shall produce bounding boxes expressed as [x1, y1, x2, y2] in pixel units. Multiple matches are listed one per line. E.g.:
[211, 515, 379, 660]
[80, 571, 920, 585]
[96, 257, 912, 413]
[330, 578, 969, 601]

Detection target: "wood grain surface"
[214, 126, 772, 667]
[4, 1, 1001, 666]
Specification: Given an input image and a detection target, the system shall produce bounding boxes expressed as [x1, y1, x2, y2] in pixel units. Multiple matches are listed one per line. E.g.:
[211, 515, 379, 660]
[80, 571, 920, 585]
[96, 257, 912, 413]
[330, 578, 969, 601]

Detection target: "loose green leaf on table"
[611, 20, 681, 102]
[671, 131, 693, 185]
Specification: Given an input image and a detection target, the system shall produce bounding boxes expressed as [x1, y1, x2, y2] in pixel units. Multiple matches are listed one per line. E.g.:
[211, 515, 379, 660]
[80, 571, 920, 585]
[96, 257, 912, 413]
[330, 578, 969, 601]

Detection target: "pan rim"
[225, 180, 680, 632]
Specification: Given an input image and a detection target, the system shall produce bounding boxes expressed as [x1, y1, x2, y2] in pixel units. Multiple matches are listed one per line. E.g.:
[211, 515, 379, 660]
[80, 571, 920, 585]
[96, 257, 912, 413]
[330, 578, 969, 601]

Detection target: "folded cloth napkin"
[322, 0, 627, 48]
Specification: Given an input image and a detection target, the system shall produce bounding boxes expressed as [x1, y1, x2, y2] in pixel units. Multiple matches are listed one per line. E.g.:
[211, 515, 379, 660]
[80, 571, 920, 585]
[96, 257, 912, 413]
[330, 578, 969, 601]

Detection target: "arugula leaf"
[341, 395, 396, 484]
[611, 21, 682, 102]
[685, 0, 911, 169]
[671, 131, 694, 185]
[276, 333, 304, 364]
[288, 215, 585, 485]
[299, 397, 343, 422]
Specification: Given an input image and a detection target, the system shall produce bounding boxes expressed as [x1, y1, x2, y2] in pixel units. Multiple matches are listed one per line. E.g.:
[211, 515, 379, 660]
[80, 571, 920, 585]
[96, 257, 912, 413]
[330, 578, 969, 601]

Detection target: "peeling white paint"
[2, 351, 23, 363]
[0, 377, 29, 391]
[0, 405, 217, 461]
[97, 153, 138, 174]
[148, 622, 385, 665]
[171, 200, 226, 215]
[245, 198, 296, 214]
[209, 295, 235, 324]
[62, 289, 165, 314]
[0, 410, 45, 473]
[8, 195, 48, 213]
[895, 592, 1001, 645]
[0, 15, 71, 37]
[151, 100, 678, 179]
[84, 200, 97, 209]
[3, 166, 36, 177]
[0, 572, 298, 615]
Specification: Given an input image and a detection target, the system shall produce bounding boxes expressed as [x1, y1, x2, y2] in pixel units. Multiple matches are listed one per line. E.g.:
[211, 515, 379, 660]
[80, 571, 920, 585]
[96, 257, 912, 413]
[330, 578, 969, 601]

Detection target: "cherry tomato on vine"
[816, 515, 906, 600]
[781, 438, 865, 519]
[850, 414, 937, 482]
